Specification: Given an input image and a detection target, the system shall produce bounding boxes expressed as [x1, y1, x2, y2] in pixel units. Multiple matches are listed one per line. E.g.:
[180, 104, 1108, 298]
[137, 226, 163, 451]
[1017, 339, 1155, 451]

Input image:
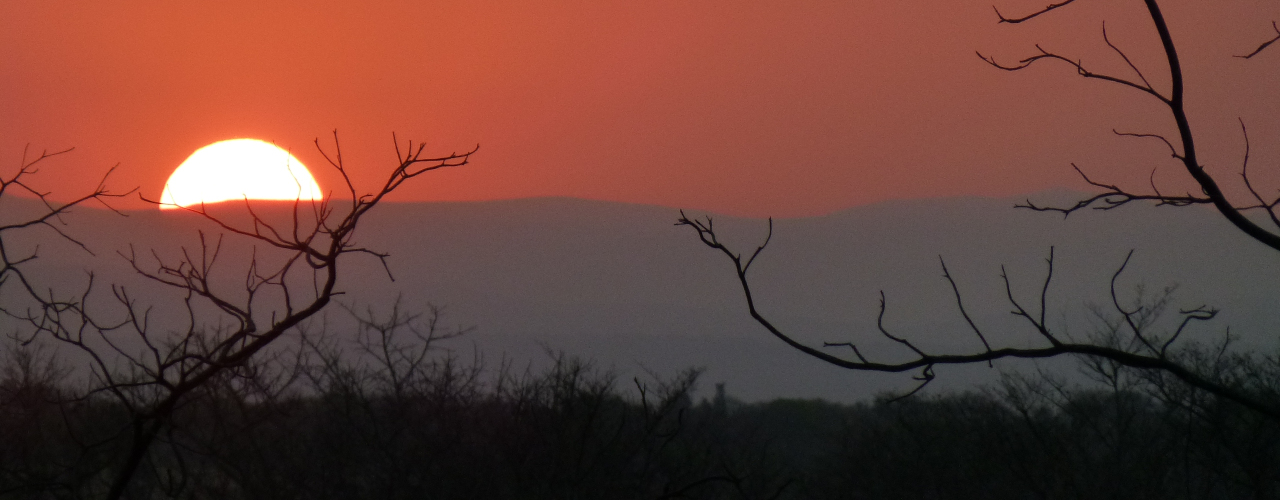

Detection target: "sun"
[159, 139, 323, 209]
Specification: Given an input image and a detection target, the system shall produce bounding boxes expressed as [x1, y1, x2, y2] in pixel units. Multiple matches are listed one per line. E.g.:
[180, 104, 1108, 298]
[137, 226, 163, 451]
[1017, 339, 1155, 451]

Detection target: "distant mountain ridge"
[3, 192, 1278, 402]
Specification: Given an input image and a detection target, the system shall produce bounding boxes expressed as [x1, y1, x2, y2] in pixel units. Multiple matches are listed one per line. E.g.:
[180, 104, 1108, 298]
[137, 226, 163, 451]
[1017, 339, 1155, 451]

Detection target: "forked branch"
[977, 41, 1168, 104]
[993, 1, 1280, 252]
[677, 213, 1280, 420]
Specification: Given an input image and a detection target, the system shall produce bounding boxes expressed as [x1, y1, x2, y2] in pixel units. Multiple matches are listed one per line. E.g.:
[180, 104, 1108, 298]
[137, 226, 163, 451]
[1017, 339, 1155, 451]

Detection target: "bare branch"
[677, 215, 1280, 419]
[876, 291, 927, 359]
[977, 44, 1169, 104]
[1001, 248, 1060, 347]
[992, 0, 1079, 24]
[1018, 163, 1213, 217]
[743, 218, 773, 272]
[1113, 129, 1182, 159]
[1108, 250, 1160, 355]
[940, 256, 994, 363]
[1236, 21, 1280, 59]
[886, 365, 935, 402]
[1236, 119, 1280, 231]
[1162, 305, 1217, 357]
[1102, 21, 1154, 91]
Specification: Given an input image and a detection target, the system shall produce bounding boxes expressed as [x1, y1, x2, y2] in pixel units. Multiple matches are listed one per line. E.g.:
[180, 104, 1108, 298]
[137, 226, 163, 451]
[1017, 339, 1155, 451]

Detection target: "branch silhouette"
[2, 133, 476, 499]
[680, 0, 1280, 420]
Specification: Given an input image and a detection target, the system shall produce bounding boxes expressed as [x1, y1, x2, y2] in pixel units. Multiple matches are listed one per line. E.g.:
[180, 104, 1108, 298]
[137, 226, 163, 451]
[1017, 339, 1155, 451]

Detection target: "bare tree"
[679, 1, 1280, 418]
[1, 133, 476, 498]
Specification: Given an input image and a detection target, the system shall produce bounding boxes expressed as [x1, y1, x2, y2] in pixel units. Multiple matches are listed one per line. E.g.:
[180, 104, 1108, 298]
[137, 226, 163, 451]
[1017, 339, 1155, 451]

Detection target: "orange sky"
[3, 0, 1278, 216]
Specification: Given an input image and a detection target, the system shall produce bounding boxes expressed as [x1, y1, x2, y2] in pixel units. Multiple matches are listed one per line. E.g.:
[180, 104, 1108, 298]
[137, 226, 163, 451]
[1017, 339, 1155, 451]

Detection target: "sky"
[3, 0, 1279, 217]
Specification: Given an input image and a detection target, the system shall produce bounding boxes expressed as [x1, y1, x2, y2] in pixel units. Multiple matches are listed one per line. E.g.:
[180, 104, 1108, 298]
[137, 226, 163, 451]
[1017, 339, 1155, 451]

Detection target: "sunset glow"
[159, 139, 322, 209]
[4, 2, 1279, 216]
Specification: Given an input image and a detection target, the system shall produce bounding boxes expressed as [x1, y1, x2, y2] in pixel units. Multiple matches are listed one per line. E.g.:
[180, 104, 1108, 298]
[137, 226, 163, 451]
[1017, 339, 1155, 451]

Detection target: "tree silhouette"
[679, 1, 1280, 418]
[0, 133, 475, 498]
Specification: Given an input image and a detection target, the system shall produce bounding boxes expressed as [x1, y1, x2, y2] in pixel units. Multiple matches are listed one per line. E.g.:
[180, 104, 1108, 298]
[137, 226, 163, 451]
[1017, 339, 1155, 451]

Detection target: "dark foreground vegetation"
[3, 307, 1279, 500]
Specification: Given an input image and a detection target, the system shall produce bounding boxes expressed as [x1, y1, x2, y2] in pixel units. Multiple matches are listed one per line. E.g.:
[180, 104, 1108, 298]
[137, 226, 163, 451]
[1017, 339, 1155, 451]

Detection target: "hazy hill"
[4, 192, 1279, 402]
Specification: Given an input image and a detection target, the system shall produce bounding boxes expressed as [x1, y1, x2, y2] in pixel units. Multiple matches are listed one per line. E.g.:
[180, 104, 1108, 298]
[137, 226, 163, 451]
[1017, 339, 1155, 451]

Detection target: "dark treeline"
[3, 307, 1280, 499]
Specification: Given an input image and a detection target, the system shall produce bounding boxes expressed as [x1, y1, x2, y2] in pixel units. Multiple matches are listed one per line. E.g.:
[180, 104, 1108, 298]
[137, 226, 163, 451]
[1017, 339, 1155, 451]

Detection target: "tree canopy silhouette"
[0, 133, 475, 499]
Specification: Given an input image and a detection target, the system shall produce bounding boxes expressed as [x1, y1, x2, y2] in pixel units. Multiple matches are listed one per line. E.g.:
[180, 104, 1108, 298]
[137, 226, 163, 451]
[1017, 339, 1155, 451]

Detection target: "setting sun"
[159, 139, 322, 209]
